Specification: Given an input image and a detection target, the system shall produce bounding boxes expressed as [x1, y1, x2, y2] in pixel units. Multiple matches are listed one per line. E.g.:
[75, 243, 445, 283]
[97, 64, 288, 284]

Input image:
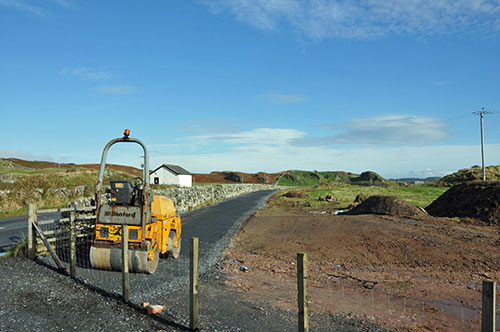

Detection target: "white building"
[150, 164, 193, 187]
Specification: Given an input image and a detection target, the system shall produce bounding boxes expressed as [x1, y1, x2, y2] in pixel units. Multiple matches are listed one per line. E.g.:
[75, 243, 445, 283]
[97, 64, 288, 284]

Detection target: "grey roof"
[151, 164, 192, 176]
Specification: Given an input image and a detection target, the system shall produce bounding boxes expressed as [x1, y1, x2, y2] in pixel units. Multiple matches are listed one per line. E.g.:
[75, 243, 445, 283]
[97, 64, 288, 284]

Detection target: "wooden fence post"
[297, 252, 309, 332]
[69, 210, 76, 278]
[27, 204, 37, 259]
[122, 225, 130, 303]
[482, 279, 496, 332]
[190, 237, 199, 331]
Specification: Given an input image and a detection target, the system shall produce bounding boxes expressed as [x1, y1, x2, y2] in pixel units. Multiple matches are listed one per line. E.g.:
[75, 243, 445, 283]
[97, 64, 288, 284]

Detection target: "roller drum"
[90, 245, 159, 274]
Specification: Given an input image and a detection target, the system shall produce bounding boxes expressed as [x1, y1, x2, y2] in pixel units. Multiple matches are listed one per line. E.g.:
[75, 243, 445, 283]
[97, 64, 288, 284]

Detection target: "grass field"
[0, 160, 138, 218]
[262, 183, 449, 216]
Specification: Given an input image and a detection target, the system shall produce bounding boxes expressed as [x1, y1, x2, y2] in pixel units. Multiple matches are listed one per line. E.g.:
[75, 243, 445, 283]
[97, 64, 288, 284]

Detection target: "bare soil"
[220, 203, 500, 331]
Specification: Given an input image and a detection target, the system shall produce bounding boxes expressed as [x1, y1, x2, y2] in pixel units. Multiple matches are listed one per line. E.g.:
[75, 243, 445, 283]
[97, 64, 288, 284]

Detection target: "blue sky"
[1, 0, 500, 178]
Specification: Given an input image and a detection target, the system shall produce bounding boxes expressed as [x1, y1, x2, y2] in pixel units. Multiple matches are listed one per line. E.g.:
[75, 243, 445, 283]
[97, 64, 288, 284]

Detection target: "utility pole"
[473, 108, 493, 181]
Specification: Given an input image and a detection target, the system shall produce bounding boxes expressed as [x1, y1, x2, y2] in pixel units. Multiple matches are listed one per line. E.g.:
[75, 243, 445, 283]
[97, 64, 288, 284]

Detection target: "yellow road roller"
[89, 129, 181, 274]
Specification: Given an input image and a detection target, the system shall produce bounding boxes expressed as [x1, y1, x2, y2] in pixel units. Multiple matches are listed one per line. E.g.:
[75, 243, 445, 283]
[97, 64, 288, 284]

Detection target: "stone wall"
[69, 184, 280, 213]
[152, 184, 279, 213]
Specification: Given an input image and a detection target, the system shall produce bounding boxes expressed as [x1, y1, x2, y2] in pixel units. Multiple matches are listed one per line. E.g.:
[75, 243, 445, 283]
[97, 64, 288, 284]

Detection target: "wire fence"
[29, 205, 497, 331]
[32, 206, 94, 270]
[30, 204, 127, 297]
[30, 203, 188, 305]
[232, 261, 500, 331]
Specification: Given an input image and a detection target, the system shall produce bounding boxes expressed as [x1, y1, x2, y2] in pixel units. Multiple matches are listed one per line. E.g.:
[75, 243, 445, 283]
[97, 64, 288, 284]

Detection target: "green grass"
[265, 183, 449, 215]
[431, 165, 500, 186]
[0, 238, 28, 258]
[0, 207, 28, 219]
[0, 166, 68, 175]
[0, 163, 139, 218]
[0, 159, 78, 175]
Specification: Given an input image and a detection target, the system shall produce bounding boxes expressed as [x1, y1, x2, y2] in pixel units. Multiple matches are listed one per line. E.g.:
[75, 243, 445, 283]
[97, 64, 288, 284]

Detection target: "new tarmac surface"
[60, 189, 278, 302]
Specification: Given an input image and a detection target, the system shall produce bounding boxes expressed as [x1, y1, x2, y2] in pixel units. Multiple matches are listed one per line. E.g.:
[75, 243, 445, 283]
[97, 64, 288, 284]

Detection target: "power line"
[472, 108, 493, 181]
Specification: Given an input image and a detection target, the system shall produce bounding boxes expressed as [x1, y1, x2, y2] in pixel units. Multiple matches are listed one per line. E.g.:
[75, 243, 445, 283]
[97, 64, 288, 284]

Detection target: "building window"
[154, 177, 159, 184]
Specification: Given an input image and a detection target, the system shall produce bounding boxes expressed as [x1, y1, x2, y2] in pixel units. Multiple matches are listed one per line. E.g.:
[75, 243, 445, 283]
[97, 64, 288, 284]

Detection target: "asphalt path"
[0, 213, 60, 252]
[36, 189, 277, 304]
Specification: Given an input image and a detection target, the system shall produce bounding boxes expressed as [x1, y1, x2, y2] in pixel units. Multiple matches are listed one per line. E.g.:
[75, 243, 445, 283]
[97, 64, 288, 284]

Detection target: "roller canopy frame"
[96, 136, 150, 193]
[94, 135, 151, 231]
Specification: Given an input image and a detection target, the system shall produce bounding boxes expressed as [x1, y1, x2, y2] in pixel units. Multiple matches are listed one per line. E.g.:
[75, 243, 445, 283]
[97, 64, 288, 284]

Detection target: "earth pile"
[346, 195, 427, 218]
[426, 181, 500, 224]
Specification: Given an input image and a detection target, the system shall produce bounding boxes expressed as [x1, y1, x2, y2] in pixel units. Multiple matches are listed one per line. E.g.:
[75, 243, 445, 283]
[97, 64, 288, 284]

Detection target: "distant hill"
[2, 158, 426, 188]
[193, 171, 284, 184]
[0, 158, 141, 190]
[2, 158, 141, 176]
[193, 169, 399, 187]
[0, 158, 142, 217]
[275, 170, 397, 187]
[430, 165, 500, 186]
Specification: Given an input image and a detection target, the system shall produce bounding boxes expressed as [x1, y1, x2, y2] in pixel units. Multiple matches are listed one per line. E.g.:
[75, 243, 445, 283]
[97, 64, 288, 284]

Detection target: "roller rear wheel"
[167, 231, 181, 259]
[90, 245, 159, 274]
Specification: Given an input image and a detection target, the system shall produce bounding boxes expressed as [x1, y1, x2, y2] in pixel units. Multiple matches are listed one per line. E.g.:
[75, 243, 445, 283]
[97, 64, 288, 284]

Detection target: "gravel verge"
[0, 257, 391, 332]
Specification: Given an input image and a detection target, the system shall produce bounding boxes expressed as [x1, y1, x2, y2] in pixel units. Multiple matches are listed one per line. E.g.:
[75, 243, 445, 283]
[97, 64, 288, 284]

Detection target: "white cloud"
[301, 115, 451, 146]
[203, 0, 301, 31]
[260, 92, 306, 104]
[194, 127, 304, 144]
[47, 0, 73, 9]
[0, 0, 74, 18]
[172, 128, 306, 156]
[96, 85, 138, 95]
[149, 143, 500, 178]
[0, 0, 48, 17]
[94, 120, 500, 177]
[201, 0, 500, 39]
[60, 67, 112, 80]
[143, 117, 495, 177]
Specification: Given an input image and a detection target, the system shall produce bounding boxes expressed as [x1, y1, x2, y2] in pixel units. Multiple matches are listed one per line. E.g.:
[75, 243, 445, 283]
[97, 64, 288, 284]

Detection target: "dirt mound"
[346, 195, 426, 218]
[426, 181, 500, 224]
[282, 190, 307, 198]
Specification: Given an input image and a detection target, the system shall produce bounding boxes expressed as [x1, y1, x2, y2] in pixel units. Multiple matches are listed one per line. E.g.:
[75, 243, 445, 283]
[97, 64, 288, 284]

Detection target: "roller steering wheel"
[133, 177, 144, 190]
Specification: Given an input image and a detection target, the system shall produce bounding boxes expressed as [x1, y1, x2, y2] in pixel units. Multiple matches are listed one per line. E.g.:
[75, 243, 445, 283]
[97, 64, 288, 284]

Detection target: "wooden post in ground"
[27, 204, 37, 259]
[482, 279, 496, 332]
[297, 252, 309, 332]
[190, 237, 199, 331]
[31, 216, 68, 273]
[69, 210, 76, 278]
[122, 225, 130, 303]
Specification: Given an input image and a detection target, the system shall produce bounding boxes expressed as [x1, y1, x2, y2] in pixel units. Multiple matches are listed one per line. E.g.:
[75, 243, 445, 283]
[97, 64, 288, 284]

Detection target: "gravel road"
[0, 190, 389, 331]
